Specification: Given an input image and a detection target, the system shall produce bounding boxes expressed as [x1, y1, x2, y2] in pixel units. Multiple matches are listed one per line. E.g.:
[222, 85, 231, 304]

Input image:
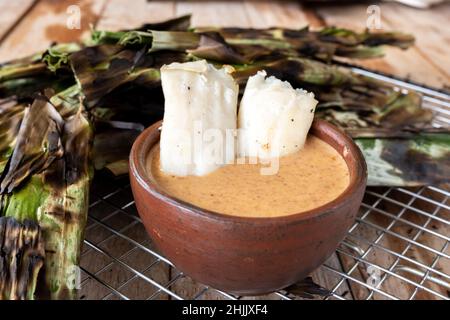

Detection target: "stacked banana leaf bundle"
[0, 15, 449, 300]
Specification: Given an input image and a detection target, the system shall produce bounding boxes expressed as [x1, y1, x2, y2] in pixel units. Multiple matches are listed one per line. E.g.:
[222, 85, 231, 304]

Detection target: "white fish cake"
[159, 60, 238, 176]
[238, 70, 318, 159]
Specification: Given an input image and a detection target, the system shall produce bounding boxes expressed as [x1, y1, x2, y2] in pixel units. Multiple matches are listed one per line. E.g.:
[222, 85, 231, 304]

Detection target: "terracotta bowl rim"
[129, 119, 367, 224]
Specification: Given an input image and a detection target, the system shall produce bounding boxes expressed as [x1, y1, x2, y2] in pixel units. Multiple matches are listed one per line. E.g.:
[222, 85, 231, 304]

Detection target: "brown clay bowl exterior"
[129, 119, 367, 295]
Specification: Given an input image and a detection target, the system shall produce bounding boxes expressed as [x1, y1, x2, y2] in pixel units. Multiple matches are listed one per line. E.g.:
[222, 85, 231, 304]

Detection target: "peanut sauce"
[146, 136, 349, 217]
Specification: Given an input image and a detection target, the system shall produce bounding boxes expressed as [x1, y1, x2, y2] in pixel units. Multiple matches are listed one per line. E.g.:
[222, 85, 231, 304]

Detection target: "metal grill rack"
[79, 69, 450, 300]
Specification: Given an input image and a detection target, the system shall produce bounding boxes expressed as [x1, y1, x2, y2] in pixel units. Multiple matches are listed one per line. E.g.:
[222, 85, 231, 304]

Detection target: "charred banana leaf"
[89, 29, 246, 63]
[91, 24, 414, 63]
[284, 276, 331, 299]
[89, 14, 192, 46]
[233, 58, 435, 135]
[0, 44, 79, 98]
[0, 95, 93, 299]
[212, 26, 413, 61]
[69, 46, 184, 107]
[0, 217, 45, 300]
[0, 98, 26, 172]
[356, 134, 450, 186]
[36, 106, 92, 299]
[0, 96, 64, 194]
[124, 14, 192, 32]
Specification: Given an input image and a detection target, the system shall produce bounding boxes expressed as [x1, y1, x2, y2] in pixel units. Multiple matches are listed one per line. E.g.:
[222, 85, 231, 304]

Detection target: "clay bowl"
[129, 119, 367, 295]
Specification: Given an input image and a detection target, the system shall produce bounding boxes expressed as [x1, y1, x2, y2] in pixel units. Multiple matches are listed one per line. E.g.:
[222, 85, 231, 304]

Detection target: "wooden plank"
[0, 0, 37, 42]
[96, 0, 175, 31]
[0, 0, 109, 63]
[313, 3, 449, 89]
[243, 1, 310, 29]
[374, 3, 450, 86]
[176, 1, 251, 27]
[175, 1, 318, 29]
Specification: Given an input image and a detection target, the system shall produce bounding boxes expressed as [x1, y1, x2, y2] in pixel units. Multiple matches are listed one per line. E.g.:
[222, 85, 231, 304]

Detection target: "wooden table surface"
[0, 0, 448, 300]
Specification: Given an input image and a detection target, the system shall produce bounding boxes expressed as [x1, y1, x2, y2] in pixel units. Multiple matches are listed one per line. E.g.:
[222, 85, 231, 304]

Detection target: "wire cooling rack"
[79, 68, 450, 300]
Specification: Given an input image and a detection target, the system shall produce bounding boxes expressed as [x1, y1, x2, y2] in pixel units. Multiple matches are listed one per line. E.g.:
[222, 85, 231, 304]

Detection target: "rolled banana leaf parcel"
[0, 15, 448, 299]
[0, 94, 92, 299]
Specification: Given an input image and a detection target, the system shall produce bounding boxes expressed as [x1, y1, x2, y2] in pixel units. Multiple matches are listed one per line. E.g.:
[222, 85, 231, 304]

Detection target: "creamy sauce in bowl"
[146, 136, 349, 218]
